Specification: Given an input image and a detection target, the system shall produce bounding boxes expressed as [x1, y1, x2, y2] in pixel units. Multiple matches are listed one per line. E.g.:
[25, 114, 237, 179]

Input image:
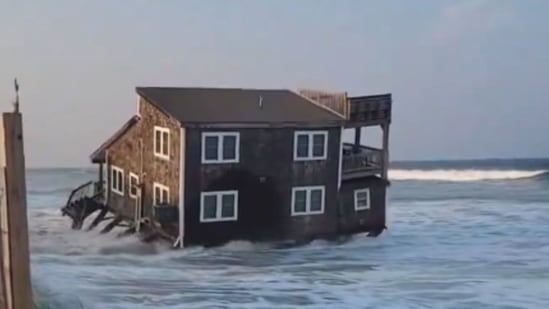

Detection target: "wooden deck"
[346, 94, 391, 127]
[342, 143, 383, 180]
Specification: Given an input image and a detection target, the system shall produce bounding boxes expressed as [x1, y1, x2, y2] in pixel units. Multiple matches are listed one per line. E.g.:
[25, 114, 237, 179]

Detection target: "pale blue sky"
[1, 0, 548, 167]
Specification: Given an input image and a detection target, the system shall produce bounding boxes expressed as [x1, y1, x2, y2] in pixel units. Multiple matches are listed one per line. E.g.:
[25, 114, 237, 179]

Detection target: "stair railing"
[64, 181, 103, 210]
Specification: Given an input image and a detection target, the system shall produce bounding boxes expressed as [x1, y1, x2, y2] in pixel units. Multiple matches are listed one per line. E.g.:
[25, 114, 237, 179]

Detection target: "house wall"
[337, 176, 387, 234]
[106, 97, 181, 222]
[183, 126, 341, 246]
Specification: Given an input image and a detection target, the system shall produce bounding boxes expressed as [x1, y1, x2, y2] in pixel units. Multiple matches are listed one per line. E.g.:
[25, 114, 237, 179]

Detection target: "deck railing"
[347, 94, 392, 125]
[64, 180, 103, 209]
[342, 146, 383, 173]
[61, 180, 106, 230]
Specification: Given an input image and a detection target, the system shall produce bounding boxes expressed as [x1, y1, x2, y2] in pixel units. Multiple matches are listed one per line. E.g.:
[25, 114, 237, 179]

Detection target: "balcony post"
[105, 150, 111, 205]
[354, 127, 361, 152]
[381, 122, 390, 180]
[98, 163, 104, 192]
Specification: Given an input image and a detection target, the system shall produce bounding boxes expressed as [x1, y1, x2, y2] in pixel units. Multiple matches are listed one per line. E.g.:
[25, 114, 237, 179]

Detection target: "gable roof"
[89, 115, 140, 163]
[135, 87, 346, 124]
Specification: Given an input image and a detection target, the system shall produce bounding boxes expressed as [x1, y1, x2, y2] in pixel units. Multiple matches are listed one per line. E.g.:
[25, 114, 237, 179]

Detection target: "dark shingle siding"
[135, 87, 345, 124]
[89, 115, 140, 163]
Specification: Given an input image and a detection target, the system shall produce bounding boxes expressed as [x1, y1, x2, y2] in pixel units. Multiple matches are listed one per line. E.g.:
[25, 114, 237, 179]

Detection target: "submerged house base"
[62, 174, 390, 248]
[61, 87, 392, 248]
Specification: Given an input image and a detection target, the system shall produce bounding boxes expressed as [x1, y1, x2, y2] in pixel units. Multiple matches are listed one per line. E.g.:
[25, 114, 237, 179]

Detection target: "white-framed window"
[154, 126, 170, 160]
[153, 182, 170, 206]
[201, 132, 240, 164]
[294, 131, 328, 161]
[291, 185, 325, 216]
[200, 190, 238, 222]
[354, 188, 371, 211]
[110, 166, 124, 195]
[129, 172, 139, 198]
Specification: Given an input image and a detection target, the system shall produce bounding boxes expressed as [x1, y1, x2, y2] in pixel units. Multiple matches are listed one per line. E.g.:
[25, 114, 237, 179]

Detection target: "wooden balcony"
[342, 143, 383, 180]
[346, 94, 391, 127]
[297, 89, 391, 128]
[297, 89, 390, 180]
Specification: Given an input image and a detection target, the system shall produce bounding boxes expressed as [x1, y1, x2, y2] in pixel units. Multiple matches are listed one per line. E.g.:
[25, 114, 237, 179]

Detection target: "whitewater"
[388, 169, 547, 182]
[29, 160, 549, 308]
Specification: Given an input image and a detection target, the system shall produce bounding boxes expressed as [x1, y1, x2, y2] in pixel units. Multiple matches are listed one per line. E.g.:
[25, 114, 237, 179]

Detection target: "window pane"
[296, 134, 309, 157]
[310, 189, 323, 211]
[111, 170, 116, 189]
[312, 134, 325, 157]
[154, 187, 160, 205]
[204, 136, 218, 160]
[117, 171, 123, 192]
[357, 191, 369, 208]
[294, 190, 307, 213]
[162, 132, 169, 155]
[115, 171, 119, 190]
[222, 135, 236, 160]
[130, 176, 137, 196]
[203, 195, 217, 219]
[221, 194, 235, 218]
[161, 188, 168, 204]
[155, 130, 162, 153]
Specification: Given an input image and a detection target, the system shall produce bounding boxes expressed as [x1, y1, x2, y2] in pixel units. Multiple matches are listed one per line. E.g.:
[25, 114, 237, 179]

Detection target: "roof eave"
[89, 115, 141, 164]
[179, 119, 346, 128]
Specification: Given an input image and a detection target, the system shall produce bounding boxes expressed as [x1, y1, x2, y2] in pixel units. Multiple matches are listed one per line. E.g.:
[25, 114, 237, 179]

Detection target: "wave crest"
[388, 169, 548, 182]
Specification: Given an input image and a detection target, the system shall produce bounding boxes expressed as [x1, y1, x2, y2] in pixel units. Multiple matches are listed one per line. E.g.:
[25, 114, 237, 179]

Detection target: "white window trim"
[293, 130, 328, 161]
[291, 185, 325, 216]
[153, 182, 170, 205]
[111, 165, 124, 196]
[354, 188, 371, 211]
[128, 172, 139, 199]
[200, 190, 239, 222]
[154, 126, 170, 160]
[201, 132, 240, 164]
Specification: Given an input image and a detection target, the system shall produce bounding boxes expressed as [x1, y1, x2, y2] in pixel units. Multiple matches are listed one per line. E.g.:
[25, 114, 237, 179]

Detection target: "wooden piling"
[0, 111, 33, 309]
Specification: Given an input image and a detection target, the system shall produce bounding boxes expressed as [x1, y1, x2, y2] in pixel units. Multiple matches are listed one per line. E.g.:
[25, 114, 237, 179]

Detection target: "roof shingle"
[136, 87, 345, 124]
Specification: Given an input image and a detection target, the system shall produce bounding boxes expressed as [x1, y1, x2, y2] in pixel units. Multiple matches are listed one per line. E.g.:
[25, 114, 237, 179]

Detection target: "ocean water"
[29, 159, 549, 308]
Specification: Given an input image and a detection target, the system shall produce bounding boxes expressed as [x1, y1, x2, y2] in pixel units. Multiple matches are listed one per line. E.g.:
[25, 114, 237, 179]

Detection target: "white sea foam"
[28, 168, 549, 308]
[388, 169, 547, 182]
[29, 208, 172, 256]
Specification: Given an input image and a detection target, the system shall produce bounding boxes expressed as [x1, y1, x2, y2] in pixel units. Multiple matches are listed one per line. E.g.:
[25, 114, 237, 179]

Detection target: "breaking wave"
[388, 169, 548, 182]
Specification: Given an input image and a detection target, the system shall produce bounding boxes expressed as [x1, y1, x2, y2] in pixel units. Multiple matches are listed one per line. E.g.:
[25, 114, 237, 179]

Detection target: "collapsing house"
[61, 86, 392, 248]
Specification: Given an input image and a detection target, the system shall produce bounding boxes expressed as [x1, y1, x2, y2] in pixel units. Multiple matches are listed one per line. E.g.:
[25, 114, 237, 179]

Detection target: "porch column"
[105, 150, 110, 204]
[381, 122, 390, 180]
[354, 126, 361, 152]
[98, 163, 104, 192]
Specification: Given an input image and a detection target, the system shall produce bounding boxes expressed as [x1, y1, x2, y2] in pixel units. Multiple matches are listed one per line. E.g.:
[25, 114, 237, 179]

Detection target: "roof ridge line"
[136, 86, 289, 91]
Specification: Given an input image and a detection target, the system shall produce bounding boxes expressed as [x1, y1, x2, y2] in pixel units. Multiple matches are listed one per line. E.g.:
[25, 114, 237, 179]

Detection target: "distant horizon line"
[25, 156, 549, 170]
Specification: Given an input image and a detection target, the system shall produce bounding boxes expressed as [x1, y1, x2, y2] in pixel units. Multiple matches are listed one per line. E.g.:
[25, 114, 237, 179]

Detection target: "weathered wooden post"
[381, 121, 390, 180]
[0, 79, 33, 309]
